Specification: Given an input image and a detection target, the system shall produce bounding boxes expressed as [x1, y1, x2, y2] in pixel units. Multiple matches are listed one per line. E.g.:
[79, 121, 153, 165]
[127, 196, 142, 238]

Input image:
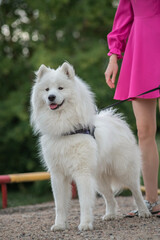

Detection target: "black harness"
[63, 126, 95, 139]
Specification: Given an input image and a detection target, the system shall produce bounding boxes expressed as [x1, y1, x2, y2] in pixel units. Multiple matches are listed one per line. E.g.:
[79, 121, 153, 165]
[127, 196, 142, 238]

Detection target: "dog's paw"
[78, 222, 93, 231]
[138, 210, 151, 218]
[102, 214, 116, 221]
[51, 224, 66, 231]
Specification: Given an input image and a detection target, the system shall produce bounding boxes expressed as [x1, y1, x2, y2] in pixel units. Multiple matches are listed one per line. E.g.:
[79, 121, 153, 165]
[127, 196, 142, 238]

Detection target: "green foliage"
[0, 0, 159, 180]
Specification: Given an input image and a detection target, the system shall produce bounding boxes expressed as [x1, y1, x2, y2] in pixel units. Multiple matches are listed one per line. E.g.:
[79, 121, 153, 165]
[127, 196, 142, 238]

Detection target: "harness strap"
[63, 126, 95, 139]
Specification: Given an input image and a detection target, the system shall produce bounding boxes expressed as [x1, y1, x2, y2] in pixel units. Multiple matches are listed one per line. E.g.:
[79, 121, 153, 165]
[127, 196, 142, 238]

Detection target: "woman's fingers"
[111, 64, 118, 88]
[105, 71, 113, 88]
[105, 63, 118, 88]
[107, 78, 115, 88]
[105, 54, 118, 88]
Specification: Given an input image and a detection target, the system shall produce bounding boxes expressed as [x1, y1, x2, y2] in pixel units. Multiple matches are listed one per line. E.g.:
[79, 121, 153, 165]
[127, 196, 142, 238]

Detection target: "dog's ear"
[61, 62, 75, 80]
[35, 64, 50, 80]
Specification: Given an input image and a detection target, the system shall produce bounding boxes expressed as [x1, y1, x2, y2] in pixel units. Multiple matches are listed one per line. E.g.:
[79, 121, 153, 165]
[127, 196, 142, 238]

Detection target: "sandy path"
[0, 196, 160, 240]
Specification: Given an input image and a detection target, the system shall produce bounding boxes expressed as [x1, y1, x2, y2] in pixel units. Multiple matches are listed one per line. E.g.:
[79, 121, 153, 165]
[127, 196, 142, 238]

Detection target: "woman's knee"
[137, 123, 157, 142]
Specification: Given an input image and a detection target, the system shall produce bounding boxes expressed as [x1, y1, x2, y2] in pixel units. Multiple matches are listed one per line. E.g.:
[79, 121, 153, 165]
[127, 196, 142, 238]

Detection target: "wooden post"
[1, 183, 8, 208]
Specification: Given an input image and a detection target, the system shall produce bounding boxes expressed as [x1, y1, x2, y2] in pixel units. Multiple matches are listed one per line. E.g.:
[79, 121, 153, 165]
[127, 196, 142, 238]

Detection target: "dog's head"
[31, 62, 96, 136]
[34, 62, 75, 111]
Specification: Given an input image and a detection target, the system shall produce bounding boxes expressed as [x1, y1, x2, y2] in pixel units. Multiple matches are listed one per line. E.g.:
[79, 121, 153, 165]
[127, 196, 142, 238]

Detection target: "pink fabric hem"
[114, 95, 160, 101]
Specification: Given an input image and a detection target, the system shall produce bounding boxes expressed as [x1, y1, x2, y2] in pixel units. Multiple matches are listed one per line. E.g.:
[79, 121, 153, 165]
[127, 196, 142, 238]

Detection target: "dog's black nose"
[48, 95, 56, 102]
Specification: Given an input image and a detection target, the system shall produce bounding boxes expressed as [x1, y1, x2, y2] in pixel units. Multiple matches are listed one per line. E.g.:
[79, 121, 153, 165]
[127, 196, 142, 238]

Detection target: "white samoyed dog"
[30, 62, 150, 231]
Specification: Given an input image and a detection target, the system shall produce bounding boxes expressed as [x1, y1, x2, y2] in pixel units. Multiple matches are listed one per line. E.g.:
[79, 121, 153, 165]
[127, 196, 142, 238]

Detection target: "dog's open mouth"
[49, 100, 64, 110]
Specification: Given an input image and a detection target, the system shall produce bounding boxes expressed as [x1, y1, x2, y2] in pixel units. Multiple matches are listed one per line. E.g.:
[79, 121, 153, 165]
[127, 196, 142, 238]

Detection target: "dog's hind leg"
[126, 180, 151, 218]
[75, 174, 96, 231]
[97, 179, 117, 220]
[50, 172, 72, 231]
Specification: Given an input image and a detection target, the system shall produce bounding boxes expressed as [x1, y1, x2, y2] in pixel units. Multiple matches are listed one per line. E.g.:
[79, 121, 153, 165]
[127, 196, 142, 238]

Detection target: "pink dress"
[107, 0, 160, 100]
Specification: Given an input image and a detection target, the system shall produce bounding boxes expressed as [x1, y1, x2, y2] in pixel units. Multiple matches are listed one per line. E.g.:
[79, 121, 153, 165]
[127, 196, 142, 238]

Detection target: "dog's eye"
[45, 88, 49, 91]
[58, 87, 63, 90]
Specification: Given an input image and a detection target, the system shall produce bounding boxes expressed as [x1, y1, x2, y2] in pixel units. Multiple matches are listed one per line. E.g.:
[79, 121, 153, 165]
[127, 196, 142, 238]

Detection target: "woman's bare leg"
[132, 98, 160, 211]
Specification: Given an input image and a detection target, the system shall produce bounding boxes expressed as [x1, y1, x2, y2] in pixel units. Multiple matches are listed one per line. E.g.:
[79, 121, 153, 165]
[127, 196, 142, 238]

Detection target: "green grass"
[5, 190, 53, 208]
[0, 181, 53, 209]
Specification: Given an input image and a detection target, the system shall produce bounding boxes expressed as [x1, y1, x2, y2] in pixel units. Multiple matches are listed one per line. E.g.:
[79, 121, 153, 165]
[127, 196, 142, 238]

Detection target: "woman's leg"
[132, 98, 160, 211]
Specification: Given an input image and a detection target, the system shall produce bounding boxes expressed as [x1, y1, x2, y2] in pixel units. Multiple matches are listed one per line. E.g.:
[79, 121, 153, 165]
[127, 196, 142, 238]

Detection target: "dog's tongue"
[50, 104, 58, 110]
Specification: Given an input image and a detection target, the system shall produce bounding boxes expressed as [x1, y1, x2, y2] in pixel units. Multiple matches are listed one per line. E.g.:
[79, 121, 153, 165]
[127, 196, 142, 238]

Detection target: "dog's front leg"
[50, 172, 71, 231]
[75, 174, 96, 231]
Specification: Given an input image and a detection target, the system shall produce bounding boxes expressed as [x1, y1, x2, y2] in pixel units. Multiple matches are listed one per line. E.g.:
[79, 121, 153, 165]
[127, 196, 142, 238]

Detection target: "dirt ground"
[0, 196, 160, 240]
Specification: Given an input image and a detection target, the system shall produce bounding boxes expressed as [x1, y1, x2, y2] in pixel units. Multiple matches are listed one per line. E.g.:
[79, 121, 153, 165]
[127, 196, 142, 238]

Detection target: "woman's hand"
[105, 54, 118, 89]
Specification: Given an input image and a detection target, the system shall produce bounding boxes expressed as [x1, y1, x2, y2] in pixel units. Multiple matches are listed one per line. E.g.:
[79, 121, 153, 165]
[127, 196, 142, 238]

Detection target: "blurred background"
[0, 0, 159, 207]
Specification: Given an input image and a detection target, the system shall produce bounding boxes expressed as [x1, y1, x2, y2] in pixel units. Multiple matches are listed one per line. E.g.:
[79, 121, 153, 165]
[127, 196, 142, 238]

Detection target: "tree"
[0, 0, 158, 174]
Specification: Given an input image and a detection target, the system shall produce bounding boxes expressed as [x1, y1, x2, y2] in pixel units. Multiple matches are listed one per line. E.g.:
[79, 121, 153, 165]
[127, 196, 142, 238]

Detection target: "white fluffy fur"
[30, 62, 150, 231]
